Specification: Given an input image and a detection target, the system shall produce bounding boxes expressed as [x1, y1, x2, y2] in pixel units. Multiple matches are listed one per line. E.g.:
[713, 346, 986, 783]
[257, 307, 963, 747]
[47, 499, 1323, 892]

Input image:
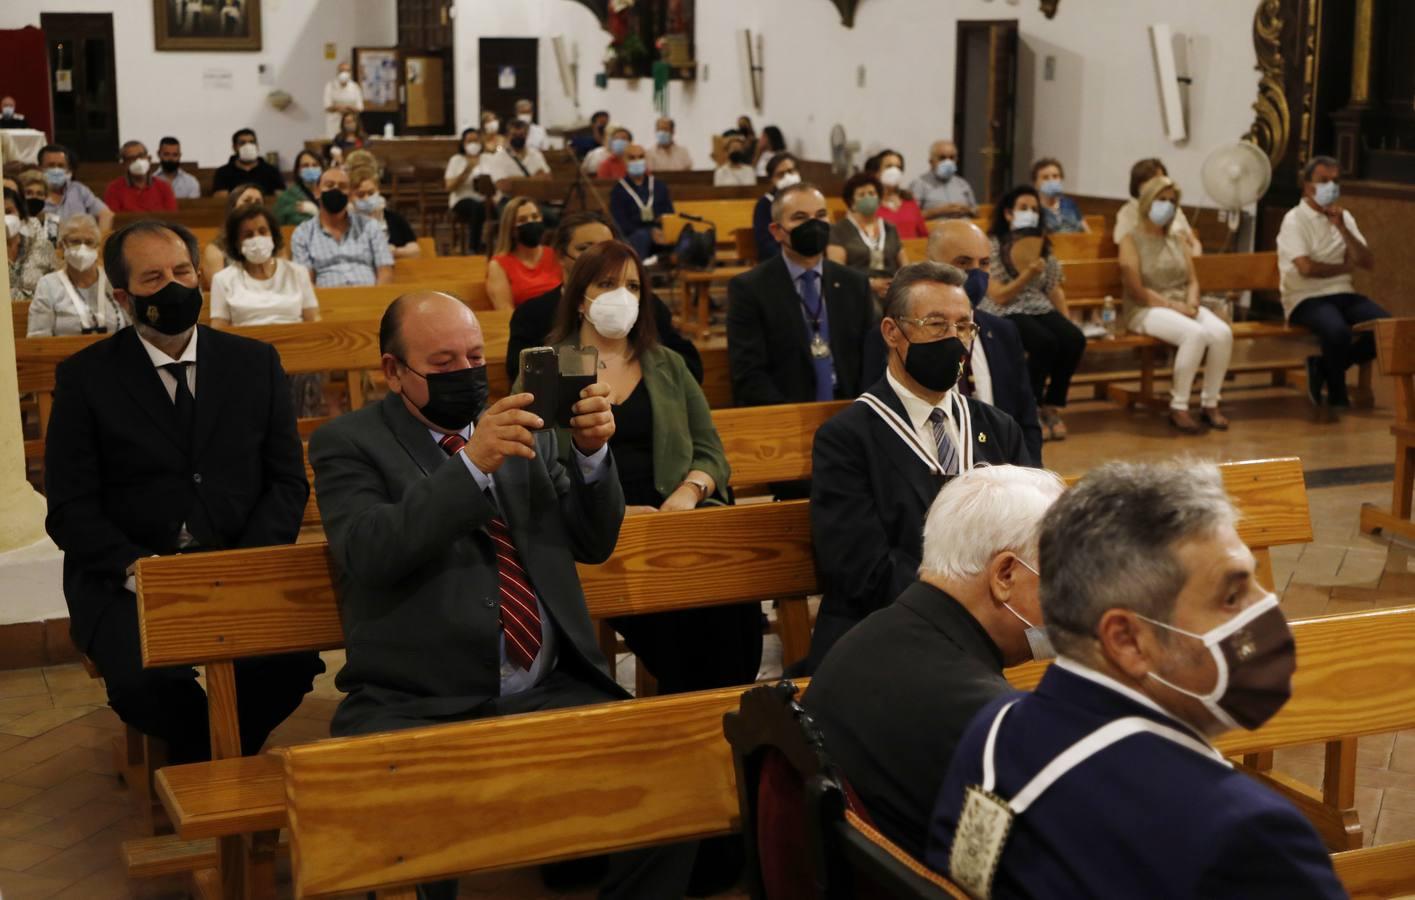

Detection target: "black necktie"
[162, 362, 194, 441]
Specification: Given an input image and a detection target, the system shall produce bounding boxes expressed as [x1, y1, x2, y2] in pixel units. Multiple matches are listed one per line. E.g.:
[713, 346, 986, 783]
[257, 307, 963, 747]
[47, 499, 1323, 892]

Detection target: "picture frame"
[154, 0, 262, 52]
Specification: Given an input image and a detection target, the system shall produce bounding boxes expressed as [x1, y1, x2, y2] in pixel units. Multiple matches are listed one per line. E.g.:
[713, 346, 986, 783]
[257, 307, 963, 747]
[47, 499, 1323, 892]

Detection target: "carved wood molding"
[1244, 0, 1292, 168]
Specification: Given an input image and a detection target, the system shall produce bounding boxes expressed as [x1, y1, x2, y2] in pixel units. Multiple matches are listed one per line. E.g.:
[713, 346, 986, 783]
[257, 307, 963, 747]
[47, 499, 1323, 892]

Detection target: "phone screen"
[520, 347, 558, 430]
[557, 346, 598, 428]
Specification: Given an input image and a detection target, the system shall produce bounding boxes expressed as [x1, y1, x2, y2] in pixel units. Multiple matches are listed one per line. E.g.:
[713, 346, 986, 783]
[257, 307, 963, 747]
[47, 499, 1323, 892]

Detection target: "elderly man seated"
[928, 461, 1345, 898]
[803, 464, 1064, 859]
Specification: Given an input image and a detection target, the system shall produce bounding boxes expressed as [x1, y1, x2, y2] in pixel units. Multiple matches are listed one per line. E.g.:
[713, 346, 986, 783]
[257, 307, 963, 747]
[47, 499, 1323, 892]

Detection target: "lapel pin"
[978, 432, 987, 443]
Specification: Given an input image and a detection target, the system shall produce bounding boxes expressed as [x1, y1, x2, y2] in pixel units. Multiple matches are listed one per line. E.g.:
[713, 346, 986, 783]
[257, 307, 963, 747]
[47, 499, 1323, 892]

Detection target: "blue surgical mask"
[1039, 179, 1064, 198]
[655, 130, 673, 147]
[626, 159, 648, 178]
[299, 166, 322, 185]
[44, 167, 70, 189]
[354, 193, 386, 214]
[1010, 209, 1040, 230]
[610, 138, 628, 156]
[1007, 558, 1055, 661]
[1148, 200, 1177, 227]
[934, 159, 957, 180]
[1314, 180, 1340, 208]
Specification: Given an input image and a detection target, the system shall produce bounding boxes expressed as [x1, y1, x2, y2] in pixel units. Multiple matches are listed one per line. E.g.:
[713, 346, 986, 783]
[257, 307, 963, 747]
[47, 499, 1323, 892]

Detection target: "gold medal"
[810, 333, 831, 359]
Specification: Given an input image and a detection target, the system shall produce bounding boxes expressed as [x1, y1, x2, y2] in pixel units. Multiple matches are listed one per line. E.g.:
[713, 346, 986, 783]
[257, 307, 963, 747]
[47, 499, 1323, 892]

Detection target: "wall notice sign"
[203, 68, 234, 90]
[498, 66, 516, 89]
[324, 42, 337, 60]
[55, 70, 73, 92]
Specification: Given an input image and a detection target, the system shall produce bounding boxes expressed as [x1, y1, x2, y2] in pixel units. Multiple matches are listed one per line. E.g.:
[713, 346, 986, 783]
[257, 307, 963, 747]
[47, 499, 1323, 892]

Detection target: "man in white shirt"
[323, 62, 364, 138]
[1276, 155, 1386, 410]
[647, 116, 693, 172]
[483, 119, 551, 203]
[513, 98, 550, 152]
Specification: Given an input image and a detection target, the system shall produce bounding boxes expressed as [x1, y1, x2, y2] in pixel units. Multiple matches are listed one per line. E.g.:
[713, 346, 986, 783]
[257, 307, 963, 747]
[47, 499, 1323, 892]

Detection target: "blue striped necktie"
[929, 407, 959, 475]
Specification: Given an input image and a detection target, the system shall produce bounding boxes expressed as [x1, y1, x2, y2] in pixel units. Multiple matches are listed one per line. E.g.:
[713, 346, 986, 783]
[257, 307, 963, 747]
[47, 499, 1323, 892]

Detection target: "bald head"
[928, 220, 991, 272]
[929, 140, 959, 165]
[381, 292, 486, 429]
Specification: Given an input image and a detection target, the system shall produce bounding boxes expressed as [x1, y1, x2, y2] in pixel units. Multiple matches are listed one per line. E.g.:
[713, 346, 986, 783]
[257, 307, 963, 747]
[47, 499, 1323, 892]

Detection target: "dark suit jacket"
[726, 254, 873, 407]
[863, 310, 1041, 464]
[309, 392, 628, 736]
[806, 377, 1030, 668]
[505, 286, 702, 384]
[44, 326, 308, 650]
[802, 582, 1012, 859]
[927, 663, 1346, 898]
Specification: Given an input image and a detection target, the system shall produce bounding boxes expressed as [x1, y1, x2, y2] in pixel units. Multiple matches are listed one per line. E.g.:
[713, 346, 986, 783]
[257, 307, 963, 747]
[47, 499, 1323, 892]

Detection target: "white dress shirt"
[969, 336, 993, 406]
[885, 368, 964, 461]
[432, 423, 610, 695]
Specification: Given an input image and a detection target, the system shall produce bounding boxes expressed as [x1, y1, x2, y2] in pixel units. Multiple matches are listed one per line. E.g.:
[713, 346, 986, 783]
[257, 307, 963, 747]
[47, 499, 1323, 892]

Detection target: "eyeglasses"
[893, 316, 978, 341]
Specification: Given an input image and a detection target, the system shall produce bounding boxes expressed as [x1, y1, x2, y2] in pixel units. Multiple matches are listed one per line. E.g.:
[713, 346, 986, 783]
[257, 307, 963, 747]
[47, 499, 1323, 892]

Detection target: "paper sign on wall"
[325, 43, 337, 60]
[55, 70, 73, 93]
[203, 68, 234, 90]
[498, 66, 516, 89]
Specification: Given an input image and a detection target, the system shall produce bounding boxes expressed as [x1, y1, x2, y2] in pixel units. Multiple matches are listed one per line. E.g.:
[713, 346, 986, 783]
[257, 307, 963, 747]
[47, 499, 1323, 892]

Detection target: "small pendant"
[640, 206, 655, 223]
[810, 333, 832, 359]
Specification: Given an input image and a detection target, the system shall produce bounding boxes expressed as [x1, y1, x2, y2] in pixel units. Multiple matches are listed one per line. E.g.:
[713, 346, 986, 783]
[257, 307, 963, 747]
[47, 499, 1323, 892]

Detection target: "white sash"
[58, 269, 111, 333]
[854, 389, 974, 476]
[617, 176, 656, 222]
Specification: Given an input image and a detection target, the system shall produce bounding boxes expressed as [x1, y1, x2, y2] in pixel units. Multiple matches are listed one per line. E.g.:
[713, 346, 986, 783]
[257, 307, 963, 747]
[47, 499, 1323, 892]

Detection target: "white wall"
[1, 0, 397, 167]
[454, 0, 1258, 203]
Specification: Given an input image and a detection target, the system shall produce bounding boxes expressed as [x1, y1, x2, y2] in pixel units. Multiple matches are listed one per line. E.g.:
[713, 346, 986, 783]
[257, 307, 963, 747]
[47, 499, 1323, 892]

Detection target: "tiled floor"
[0, 380, 1410, 899]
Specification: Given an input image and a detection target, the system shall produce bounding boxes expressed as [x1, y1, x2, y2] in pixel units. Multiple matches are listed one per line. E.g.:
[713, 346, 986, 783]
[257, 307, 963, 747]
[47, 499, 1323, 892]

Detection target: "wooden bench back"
[662, 197, 849, 246]
[1062, 251, 1281, 300]
[390, 256, 487, 284]
[1365, 317, 1415, 378]
[900, 220, 1110, 265]
[279, 684, 750, 897]
[137, 457, 1308, 671]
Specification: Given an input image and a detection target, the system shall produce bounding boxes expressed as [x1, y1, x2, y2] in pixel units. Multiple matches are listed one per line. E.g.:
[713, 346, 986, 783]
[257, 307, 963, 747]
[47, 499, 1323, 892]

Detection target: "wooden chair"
[723, 681, 969, 899]
[1359, 317, 1415, 542]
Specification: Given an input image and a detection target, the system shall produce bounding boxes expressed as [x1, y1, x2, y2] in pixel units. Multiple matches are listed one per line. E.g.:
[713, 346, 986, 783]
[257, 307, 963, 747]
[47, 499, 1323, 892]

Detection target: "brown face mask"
[1138, 593, 1295, 731]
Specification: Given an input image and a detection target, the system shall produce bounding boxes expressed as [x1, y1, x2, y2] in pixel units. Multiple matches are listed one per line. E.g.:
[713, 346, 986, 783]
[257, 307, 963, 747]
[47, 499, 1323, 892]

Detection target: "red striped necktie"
[438, 432, 543, 670]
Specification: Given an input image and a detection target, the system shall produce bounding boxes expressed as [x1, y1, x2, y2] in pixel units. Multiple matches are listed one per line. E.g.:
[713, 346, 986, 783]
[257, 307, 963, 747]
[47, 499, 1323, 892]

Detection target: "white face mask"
[1003, 558, 1054, 660]
[464, 141, 482, 156]
[237, 142, 260, 163]
[337, 70, 351, 85]
[584, 286, 640, 339]
[1, 106, 14, 117]
[1011, 208, 1040, 230]
[484, 119, 500, 135]
[241, 234, 275, 264]
[5, 213, 21, 239]
[128, 158, 151, 177]
[65, 243, 99, 271]
[517, 112, 533, 123]
[774, 171, 801, 191]
[879, 166, 904, 188]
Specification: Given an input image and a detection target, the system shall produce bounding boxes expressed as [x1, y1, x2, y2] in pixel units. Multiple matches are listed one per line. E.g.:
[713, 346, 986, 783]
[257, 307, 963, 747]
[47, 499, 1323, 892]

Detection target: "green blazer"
[517, 341, 731, 505]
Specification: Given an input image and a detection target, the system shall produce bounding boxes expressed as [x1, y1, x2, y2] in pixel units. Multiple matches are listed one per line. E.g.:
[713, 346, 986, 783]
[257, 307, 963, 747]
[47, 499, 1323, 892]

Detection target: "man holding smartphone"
[309, 291, 690, 897]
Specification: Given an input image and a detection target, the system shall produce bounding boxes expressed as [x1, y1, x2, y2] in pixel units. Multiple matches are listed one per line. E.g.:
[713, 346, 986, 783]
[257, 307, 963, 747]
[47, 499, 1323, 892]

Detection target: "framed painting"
[154, 0, 262, 52]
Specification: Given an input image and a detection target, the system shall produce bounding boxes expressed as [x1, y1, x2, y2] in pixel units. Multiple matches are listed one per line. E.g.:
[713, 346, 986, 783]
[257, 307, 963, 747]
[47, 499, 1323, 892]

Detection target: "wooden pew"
[275, 604, 1415, 899]
[1358, 318, 1415, 542]
[123, 457, 1312, 895]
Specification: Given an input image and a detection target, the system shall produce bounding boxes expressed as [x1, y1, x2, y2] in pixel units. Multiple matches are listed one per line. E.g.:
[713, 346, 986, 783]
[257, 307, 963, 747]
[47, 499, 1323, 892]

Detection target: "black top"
[505, 285, 703, 384]
[382, 209, 416, 249]
[212, 157, 286, 196]
[803, 581, 1011, 859]
[609, 378, 658, 506]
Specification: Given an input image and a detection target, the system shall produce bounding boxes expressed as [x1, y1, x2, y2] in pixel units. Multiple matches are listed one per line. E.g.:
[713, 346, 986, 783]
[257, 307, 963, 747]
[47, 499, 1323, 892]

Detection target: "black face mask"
[899, 335, 968, 393]
[728, 150, 749, 165]
[24, 197, 45, 217]
[160, 159, 181, 174]
[510, 135, 527, 151]
[131, 279, 204, 336]
[516, 220, 546, 247]
[403, 362, 489, 431]
[320, 189, 348, 214]
[786, 218, 831, 257]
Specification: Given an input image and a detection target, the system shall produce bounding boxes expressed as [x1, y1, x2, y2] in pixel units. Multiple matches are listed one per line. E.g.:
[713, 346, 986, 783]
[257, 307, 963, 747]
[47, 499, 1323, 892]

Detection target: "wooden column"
[1332, 0, 1378, 174]
[0, 143, 49, 552]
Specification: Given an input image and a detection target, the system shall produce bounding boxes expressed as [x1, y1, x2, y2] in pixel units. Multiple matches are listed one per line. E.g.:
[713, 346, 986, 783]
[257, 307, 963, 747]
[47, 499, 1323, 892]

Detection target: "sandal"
[1169, 410, 1201, 434]
[1049, 412, 1068, 441]
[1200, 407, 1230, 430]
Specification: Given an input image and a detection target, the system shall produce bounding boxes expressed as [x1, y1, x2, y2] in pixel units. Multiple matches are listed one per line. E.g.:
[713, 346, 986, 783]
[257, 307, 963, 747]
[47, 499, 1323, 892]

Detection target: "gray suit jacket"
[310, 392, 628, 735]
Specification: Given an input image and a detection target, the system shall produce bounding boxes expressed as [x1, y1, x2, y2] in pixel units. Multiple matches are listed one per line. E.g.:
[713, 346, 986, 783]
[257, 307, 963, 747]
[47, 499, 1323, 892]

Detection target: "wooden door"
[954, 19, 1018, 204]
[40, 13, 118, 164]
[405, 54, 446, 129]
[478, 38, 538, 129]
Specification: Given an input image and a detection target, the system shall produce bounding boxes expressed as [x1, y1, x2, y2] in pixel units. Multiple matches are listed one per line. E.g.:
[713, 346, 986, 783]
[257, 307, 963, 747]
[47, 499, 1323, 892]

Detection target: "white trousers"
[1129, 306, 1234, 411]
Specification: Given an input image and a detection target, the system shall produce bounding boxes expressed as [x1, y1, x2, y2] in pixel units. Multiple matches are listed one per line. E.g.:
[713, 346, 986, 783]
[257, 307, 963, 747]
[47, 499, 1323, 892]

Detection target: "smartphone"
[520, 346, 558, 430]
[557, 346, 599, 428]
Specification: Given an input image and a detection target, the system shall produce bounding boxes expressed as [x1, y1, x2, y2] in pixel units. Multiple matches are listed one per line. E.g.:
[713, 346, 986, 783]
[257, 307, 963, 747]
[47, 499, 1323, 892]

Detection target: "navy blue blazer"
[752, 193, 780, 262]
[608, 176, 674, 240]
[862, 310, 1042, 465]
[926, 661, 1345, 899]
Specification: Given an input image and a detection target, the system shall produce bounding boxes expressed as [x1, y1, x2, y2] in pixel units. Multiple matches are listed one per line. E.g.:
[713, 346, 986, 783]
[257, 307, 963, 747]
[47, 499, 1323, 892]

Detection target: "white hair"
[57, 214, 99, 242]
[919, 465, 1066, 580]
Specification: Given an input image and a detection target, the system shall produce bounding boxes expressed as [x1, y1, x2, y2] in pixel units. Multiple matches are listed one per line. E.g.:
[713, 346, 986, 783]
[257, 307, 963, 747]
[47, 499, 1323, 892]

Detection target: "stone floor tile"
[0, 707, 99, 739]
[1279, 583, 1333, 618]
[0, 812, 50, 839]
[69, 708, 121, 731]
[45, 864, 135, 900]
[17, 801, 130, 851]
[5, 747, 109, 791]
[1374, 806, 1415, 845]
[0, 695, 53, 719]
[1338, 549, 1394, 585]
[1359, 733, 1397, 769]
[1380, 786, 1415, 814]
[47, 686, 109, 710]
[0, 670, 49, 701]
[0, 837, 63, 871]
[1355, 784, 1384, 844]
[0, 868, 73, 900]
[1292, 544, 1350, 586]
[39, 666, 97, 696]
[0, 781, 43, 809]
[8, 773, 123, 819]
